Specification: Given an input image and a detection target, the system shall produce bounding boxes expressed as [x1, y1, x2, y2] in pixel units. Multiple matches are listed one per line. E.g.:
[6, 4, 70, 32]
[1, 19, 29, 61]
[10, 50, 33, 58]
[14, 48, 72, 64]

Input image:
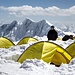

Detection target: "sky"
[0, 0, 75, 24]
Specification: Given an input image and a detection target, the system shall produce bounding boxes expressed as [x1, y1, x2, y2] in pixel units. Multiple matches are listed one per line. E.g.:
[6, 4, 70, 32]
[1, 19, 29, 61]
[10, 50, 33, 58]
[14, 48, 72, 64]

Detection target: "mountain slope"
[0, 18, 74, 41]
[0, 19, 53, 41]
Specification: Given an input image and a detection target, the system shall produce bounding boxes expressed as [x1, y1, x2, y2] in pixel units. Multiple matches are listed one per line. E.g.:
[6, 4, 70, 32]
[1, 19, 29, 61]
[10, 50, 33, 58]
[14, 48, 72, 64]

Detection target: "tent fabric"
[66, 42, 75, 58]
[0, 37, 15, 48]
[57, 37, 62, 40]
[17, 37, 38, 45]
[17, 41, 72, 66]
[73, 37, 75, 40]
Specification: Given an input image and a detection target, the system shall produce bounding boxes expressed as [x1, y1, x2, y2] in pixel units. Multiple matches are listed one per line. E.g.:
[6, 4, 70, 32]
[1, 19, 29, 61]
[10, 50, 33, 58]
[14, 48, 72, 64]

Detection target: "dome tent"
[0, 37, 15, 48]
[17, 41, 72, 66]
[17, 37, 38, 45]
[66, 42, 75, 58]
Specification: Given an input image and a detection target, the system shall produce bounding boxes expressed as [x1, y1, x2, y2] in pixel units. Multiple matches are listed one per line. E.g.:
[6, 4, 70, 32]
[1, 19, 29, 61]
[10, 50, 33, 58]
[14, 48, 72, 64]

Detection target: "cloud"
[0, 5, 75, 17]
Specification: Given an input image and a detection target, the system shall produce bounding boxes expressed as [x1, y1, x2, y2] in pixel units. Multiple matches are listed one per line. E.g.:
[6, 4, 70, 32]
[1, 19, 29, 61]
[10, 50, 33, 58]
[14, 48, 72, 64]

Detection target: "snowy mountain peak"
[0, 19, 54, 41]
[39, 19, 46, 23]
[0, 18, 73, 41]
[10, 20, 17, 25]
[45, 20, 52, 26]
[23, 18, 33, 23]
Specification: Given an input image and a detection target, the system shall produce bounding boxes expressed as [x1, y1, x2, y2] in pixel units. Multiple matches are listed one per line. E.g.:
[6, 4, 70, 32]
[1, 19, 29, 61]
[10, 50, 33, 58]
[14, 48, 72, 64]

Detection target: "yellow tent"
[66, 42, 75, 58]
[0, 37, 15, 48]
[17, 37, 38, 45]
[57, 37, 62, 40]
[73, 37, 75, 40]
[17, 41, 72, 66]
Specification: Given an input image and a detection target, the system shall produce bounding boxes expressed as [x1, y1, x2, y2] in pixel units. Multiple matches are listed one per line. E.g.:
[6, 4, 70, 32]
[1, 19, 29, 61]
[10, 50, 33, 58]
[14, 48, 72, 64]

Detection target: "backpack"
[62, 35, 70, 41]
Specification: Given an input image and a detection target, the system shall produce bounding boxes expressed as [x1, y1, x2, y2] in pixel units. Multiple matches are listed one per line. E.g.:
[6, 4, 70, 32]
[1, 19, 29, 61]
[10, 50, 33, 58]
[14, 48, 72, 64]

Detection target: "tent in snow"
[73, 37, 75, 40]
[0, 37, 15, 48]
[66, 42, 75, 58]
[17, 41, 72, 66]
[57, 37, 62, 40]
[17, 37, 38, 45]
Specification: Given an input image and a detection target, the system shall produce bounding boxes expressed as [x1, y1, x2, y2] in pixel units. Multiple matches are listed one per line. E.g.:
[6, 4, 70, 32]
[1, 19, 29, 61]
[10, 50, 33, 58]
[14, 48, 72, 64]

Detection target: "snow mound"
[20, 59, 50, 71]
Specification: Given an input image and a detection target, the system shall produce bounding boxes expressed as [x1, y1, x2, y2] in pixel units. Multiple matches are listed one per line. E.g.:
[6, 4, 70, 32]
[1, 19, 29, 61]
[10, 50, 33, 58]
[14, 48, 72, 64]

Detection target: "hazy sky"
[0, 0, 75, 24]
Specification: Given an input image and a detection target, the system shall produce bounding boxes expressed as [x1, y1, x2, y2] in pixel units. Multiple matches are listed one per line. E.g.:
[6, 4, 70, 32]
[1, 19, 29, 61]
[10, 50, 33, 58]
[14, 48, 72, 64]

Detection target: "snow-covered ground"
[0, 36, 75, 75]
[0, 18, 75, 75]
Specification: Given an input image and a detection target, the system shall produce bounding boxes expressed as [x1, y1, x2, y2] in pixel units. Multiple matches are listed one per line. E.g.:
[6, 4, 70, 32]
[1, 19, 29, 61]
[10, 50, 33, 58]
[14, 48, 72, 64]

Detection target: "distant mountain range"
[0, 18, 75, 41]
